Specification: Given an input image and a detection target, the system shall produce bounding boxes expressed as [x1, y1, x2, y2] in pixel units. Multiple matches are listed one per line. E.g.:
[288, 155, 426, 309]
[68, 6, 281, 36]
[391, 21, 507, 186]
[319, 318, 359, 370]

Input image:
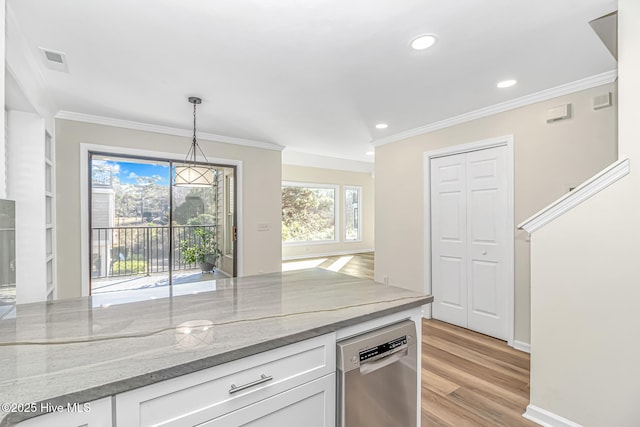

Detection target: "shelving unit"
[6, 110, 56, 303]
[45, 132, 56, 300]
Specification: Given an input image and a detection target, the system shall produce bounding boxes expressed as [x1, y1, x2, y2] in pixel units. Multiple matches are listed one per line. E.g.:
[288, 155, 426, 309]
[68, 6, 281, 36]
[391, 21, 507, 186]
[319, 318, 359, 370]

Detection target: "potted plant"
[180, 227, 222, 272]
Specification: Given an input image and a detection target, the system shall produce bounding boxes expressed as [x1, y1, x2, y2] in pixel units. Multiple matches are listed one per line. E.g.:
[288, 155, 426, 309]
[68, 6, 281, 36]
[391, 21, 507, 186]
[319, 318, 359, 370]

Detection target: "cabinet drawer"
[116, 333, 335, 427]
[198, 373, 335, 427]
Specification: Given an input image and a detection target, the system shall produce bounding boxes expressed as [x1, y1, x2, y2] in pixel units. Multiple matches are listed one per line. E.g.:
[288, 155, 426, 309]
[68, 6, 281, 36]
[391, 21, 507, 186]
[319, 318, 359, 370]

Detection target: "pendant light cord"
[192, 101, 197, 163]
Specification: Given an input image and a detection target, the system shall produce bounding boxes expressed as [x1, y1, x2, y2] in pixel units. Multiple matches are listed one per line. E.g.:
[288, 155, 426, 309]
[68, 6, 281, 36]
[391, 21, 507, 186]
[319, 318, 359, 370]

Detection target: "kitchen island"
[0, 269, 432, 426]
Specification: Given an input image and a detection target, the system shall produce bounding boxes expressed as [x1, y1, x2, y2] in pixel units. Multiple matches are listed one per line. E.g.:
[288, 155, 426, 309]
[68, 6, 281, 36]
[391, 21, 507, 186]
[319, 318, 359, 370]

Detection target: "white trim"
[58, 111, 285, 152]
[518, 158, 630, 233]
[80, 143, 244, 296]
[282, 248, 374, 261]
[513, 340, 531, 354]
[424, 135, 515, 346]
[523, 405, 584, 427]
[374, 70, 617, 147]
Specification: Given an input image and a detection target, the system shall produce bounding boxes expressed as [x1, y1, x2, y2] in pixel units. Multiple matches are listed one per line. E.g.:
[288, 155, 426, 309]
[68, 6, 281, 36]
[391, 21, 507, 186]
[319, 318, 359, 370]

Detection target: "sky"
[118, 162, 170, 185]
[94, 159, 171, 186]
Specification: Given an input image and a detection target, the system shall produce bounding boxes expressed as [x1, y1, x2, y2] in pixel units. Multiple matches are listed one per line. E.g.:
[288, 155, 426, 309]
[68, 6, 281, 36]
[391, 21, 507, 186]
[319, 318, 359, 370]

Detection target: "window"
[344, 186, 362, 241]
[282, 182, 338, 243]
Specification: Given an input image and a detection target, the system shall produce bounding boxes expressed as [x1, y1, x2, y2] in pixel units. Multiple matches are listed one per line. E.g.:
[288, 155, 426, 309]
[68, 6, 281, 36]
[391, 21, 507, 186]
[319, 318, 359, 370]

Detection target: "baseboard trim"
[513, 340, 531, 353]
[523, 405, 584, 427]
[282, 249, 374, 261]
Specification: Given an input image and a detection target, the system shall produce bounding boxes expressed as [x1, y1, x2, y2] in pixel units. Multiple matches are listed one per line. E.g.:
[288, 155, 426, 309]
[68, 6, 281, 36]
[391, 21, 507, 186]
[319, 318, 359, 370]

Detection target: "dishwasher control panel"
[337, 320, 416, 372]
[359, 335, 407, 362]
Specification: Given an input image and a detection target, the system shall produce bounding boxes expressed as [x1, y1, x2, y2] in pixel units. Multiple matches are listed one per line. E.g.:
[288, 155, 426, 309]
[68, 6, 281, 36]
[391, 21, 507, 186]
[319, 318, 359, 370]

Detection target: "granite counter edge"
[1, 295, 432, 426]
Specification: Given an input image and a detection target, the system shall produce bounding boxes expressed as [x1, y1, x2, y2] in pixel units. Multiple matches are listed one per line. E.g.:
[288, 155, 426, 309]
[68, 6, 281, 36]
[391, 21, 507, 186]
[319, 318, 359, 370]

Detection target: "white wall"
[0, 0, 6, 199]
[375, 83, 617, 345]
[282, 164, 374, 259]
[4, 2, 59, 303]
[55, 119, 283, 298]
[528, 2, 640, 425]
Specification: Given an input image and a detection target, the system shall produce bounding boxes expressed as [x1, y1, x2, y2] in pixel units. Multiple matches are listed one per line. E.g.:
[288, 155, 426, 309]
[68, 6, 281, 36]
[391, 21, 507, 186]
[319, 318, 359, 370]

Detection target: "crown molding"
[518, 158, 630, 234]
[55, 111, 286, 152]
[282, 150, 374, 173]
[373, 70, 618, 147]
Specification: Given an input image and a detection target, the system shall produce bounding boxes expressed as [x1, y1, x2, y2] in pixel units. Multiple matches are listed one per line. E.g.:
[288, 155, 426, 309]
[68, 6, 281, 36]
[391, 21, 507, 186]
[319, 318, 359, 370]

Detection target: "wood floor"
[283, 253, 534, 426]
[422, 319, 536, 427]
[282, 252, 374, 280]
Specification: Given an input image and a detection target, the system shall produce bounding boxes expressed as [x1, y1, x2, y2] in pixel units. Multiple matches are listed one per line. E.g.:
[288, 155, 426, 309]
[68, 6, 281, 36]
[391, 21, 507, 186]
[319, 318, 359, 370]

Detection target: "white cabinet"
[116, 333, 336, 427]
[201, 374, 335, 427]
[15, 398, 111, 427]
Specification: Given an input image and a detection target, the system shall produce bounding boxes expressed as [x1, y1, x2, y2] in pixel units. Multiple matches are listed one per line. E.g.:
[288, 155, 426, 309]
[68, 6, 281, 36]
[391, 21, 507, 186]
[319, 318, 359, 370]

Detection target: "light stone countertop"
[0, 269, 432, 426]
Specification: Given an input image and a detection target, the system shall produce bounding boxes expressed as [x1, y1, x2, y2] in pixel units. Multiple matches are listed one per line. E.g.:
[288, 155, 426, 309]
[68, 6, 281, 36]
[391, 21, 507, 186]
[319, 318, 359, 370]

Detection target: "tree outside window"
[344, 186, 362, 241]
[282, 183, 337, 243]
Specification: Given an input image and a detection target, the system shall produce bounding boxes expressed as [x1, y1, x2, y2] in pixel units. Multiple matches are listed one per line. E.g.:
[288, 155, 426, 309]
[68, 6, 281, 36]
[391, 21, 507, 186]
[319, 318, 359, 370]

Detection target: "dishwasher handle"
[359, 346, 408, 375]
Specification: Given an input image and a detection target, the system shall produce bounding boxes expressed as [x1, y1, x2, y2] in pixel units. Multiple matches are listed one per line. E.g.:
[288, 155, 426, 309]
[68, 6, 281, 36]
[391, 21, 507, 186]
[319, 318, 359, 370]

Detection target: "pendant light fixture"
[174, 96, 214, 187]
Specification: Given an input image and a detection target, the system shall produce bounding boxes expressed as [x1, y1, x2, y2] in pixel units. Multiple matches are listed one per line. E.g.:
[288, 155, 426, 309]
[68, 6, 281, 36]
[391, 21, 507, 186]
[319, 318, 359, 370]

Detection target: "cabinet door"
[15, 398, 111, 427]
[200, 374, 335, 427]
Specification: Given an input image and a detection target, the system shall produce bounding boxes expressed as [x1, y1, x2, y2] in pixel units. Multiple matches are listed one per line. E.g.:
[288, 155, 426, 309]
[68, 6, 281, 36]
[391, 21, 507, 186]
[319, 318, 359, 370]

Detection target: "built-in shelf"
[518, 158, 630, 233]
[45, 130, 56, 300]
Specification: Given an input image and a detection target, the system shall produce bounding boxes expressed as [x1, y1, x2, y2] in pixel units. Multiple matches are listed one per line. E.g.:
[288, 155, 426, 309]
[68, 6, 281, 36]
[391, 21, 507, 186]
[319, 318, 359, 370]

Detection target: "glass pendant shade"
[174, 165, 214, 187]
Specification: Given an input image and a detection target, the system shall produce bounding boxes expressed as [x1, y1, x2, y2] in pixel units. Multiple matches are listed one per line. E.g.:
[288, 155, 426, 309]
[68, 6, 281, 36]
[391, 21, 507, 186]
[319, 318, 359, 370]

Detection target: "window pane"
[345, 187, 361, 241]
[282, 185, 336, 242]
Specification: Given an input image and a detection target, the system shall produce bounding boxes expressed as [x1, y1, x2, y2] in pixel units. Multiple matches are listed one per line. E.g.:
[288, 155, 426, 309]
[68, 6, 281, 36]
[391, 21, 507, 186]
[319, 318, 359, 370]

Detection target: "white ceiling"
[8, 0, 617, 164]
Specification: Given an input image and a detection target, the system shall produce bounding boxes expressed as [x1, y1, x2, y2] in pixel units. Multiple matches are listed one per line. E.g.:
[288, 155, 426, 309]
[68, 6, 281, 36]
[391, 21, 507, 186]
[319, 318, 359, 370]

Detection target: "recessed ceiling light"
[375, 123, 388, 129]
[366, 151, 375, 156]
[410, 34, 438, 50]
[497, 79, 518, 88]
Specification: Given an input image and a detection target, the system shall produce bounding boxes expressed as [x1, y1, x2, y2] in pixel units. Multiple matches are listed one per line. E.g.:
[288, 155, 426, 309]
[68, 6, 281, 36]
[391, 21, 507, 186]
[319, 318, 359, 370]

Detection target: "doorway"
[88, 152, 236, 296]
[424, 136, 514, 343]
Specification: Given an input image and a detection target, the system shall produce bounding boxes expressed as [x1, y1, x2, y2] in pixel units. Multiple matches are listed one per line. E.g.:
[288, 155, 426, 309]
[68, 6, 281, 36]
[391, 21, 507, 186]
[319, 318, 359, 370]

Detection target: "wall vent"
[38, 47, 69, 73]
[593, 92, 612, 110]
[546, 104, 571, 123]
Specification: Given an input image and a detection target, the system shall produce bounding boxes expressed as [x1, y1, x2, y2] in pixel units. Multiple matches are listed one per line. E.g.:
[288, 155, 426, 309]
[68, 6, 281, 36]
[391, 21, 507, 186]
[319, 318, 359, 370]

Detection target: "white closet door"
[430, 146, 509, 341]
[466, 147, 509, 340]
[430, 153, 468, 328]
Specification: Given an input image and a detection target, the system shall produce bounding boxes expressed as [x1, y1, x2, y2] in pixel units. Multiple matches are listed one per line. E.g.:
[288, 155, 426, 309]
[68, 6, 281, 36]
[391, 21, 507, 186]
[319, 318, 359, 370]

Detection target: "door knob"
[482, 250, 487, 255]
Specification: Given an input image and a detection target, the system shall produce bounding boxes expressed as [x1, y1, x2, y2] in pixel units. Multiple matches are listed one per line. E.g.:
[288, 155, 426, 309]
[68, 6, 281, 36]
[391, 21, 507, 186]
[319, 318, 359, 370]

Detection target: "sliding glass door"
[89, 153, 236, 298]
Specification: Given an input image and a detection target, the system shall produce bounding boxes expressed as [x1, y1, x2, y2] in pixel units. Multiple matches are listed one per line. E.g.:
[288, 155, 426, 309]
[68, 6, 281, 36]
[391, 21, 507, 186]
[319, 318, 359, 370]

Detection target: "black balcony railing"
[91, 225, 217, 278]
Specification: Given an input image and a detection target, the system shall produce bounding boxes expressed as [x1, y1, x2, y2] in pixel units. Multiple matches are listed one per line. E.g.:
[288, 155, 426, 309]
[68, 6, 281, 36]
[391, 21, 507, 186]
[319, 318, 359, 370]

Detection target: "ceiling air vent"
[39, 47, 69, 73]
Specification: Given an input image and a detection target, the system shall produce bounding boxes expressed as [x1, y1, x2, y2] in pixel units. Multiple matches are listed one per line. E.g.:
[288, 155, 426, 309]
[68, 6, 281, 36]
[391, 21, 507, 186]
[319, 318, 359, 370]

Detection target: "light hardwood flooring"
[283, 253, 534, 426]
[422, 319, 536, 426]
[282, 252, 374, 280]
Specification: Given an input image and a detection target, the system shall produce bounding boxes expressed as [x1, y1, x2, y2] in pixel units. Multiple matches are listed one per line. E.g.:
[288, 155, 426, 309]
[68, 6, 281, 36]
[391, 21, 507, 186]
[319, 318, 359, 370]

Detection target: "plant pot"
[201, 262, 215, 273]
[201, 254, 218, 273]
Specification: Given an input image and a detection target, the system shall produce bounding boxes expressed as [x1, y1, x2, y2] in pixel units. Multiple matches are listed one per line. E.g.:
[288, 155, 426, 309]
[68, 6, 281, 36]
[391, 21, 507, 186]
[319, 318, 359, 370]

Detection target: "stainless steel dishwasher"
[337, 320, 417, 427]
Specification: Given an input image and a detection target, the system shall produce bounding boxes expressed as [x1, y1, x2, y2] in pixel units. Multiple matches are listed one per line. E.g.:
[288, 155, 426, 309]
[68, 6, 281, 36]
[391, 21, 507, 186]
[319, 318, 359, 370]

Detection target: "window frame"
[282, 181, 340, 246]
[343, 185, 363, 242]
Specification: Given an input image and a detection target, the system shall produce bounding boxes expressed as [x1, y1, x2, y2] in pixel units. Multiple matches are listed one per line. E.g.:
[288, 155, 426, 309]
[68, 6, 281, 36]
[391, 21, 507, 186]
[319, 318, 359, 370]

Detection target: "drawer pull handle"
[229, 374, 273, 394]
